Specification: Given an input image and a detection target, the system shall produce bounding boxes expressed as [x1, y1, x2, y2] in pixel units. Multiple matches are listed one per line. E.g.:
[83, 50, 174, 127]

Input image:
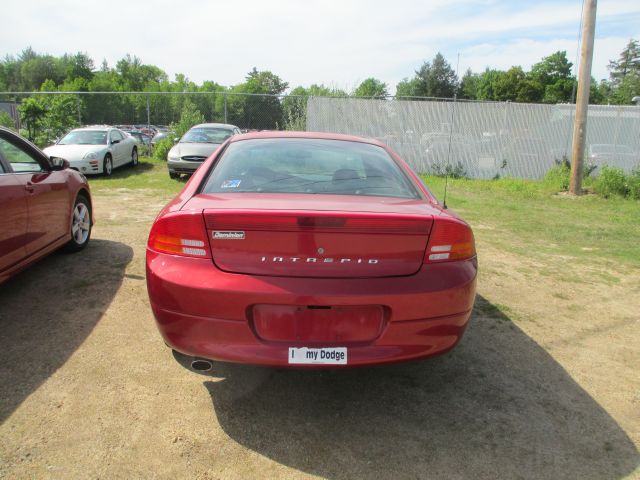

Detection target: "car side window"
[0, 137, 44, 173]
[110, 131, 122, 143]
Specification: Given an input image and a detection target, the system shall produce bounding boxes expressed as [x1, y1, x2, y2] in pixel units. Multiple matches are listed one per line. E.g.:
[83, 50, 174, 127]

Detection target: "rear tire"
[64, 194, 92, 252]
[169, 171, 179, 179]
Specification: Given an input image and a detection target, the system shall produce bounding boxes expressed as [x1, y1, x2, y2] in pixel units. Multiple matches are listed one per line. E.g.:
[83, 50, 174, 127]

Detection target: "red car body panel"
[0, 128, 93, 284]
[146, 131, 477, 368]
[0, 173, 29, 272]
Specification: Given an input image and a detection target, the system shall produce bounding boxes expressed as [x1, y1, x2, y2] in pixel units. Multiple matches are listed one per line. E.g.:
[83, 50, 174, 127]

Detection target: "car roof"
[228, 130, 385, 147]
[192, 123, 239, 130]
[73, 126, 112, 131]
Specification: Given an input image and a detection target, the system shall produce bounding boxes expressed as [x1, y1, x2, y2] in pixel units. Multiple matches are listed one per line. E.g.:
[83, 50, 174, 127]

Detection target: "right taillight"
[148, 211, 211, 258]
[424, 217, 475, 263]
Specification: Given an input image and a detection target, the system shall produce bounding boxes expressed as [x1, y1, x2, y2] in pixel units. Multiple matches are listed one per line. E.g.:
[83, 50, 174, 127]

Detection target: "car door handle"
[25, 183, 35, 193]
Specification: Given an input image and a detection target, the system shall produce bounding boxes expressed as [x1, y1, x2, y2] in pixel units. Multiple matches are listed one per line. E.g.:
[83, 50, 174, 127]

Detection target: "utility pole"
[569, 0, 597, 195]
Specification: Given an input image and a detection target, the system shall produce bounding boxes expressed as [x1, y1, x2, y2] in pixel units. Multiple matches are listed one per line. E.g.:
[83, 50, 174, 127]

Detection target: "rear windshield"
[201, 138, 419, 199]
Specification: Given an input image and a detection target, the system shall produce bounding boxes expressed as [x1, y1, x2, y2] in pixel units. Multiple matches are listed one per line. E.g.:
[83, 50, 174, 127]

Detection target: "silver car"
[44, 126, 139, 176]
[167, 123, 240, 178]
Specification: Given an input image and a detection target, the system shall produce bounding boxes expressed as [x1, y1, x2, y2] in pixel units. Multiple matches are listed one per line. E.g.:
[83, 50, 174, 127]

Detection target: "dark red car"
[0, 127, 93, 284]
[146, 132, 476, 368]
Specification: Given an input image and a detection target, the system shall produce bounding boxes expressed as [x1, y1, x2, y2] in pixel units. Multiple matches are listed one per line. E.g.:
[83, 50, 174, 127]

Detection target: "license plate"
[288, 347, 347, 365]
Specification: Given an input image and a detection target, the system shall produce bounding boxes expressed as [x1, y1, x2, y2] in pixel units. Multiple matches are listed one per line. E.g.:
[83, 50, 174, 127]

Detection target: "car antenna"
[442, 52, 461, 210]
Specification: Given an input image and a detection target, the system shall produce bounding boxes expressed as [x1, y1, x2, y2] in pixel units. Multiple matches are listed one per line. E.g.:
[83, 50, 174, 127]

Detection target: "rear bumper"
[146, 251, 477, 367]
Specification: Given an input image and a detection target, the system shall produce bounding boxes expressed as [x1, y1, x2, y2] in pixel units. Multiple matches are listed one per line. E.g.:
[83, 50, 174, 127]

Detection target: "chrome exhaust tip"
[190, 359, 213, 372]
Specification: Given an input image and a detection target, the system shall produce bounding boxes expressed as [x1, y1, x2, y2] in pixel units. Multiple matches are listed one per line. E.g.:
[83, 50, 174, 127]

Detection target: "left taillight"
[148, 211, 211, 258]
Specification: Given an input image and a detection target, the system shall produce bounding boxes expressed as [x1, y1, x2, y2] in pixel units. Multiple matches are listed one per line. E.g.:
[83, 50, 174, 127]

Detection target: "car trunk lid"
[197, 194, 435, 278]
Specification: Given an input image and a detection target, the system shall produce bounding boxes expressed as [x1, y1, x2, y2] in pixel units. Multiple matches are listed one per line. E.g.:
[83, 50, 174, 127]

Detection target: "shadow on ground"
[177, 296, 639, 479]
[0, 239, 133, 422]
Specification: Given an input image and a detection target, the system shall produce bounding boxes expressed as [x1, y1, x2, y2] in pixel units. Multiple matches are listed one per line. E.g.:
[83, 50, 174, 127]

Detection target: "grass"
[88, 156, 185, 195]
[423, 174, 640, 268]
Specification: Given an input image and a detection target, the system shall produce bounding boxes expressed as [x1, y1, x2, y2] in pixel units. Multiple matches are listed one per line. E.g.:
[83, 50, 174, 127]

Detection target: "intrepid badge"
[213, 231, 245, 240]
[261, 256, 379, 264]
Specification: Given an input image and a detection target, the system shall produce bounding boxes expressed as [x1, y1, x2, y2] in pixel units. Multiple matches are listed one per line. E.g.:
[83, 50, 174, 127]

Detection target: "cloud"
[1, 0, 639, 93]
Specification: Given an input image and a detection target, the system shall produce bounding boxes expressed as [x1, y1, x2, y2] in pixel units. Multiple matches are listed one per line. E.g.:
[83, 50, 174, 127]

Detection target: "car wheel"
[131, 147, 139, 166]
[169, 171, 179, 179]
[64, 194, 92, 252]
[103, 154, 113, 176]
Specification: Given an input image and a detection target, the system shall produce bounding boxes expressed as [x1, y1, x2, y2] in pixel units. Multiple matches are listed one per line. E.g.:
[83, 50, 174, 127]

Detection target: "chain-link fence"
[2, 91, 639, 178]
[0, 91, 307, 132]
[307, 97, 640, 179]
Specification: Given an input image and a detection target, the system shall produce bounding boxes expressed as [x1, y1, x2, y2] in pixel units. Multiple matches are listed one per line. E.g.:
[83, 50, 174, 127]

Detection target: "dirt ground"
[0, 187, 638, 479]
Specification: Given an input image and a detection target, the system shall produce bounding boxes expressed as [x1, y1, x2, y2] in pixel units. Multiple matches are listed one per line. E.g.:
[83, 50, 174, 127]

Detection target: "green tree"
[353, 77, 388, 97]
[171, 98, 205, 138]
[609, 71, 640, 104]
[530, 51, 574, 103]
[0, 111, 16, 130]
[18, 97, 46, 140]
[414, 52, 458, 98]
[516, 78, 544, 103]
[116, 54, 166, 90]
[228, 68, 289, 129]
[281, 84, 347, 130]
[476, 69, 501, 100]
[35, 80, 79, 146]
[459, 69, 480, 99]
[395, 77, 420, 97]
[61, 52, 94, 82]
[494, 67, 526, 101]
[608, 39, 640, 87]
[306, 84, 347, 97]
[281, 86, 308, 131]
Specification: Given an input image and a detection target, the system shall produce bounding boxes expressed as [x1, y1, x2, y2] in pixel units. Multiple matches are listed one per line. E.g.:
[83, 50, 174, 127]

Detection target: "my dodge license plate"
[288, 347, 347, 365]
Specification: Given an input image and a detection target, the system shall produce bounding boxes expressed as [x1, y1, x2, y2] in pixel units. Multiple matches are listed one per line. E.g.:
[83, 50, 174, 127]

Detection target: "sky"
[2, 0, 639, 94]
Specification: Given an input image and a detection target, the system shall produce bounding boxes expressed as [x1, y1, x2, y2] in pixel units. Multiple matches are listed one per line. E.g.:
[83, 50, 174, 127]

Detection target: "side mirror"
[174, 137, 180, 143]
[111, 139, 120, 144]
[50, 157, 70, 170]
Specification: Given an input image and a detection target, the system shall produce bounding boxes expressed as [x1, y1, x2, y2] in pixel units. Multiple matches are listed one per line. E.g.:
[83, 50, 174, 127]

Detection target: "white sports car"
[44, 126, 139, 176]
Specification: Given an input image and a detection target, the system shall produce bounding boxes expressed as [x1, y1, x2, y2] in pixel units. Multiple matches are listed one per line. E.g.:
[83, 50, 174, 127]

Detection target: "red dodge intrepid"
[146, 132, 477, 368]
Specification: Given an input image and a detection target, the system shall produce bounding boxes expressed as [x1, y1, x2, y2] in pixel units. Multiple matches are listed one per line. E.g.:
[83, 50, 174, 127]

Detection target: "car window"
[202, 138, 419, 199]
[59, 130, 107, 145]
[0, 137, 45, 173]
[110, 131, 123, 142]
[181, 127, 233, 144]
